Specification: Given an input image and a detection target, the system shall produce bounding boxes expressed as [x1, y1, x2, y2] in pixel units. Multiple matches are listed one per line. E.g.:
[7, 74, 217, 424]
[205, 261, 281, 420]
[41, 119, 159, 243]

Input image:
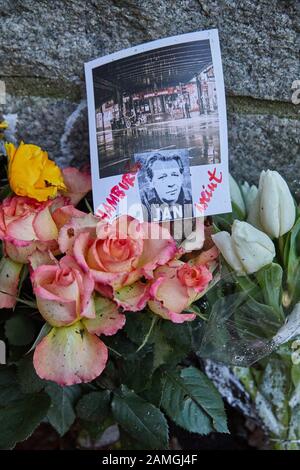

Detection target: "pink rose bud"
[31, 255, 96, 325]
[148, 259, 213, 324]
[0, 195, 83, 264]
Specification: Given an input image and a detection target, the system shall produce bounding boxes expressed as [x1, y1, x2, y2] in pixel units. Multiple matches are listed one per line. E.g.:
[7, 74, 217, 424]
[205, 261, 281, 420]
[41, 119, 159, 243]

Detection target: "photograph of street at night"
[93, 39, 220, 178]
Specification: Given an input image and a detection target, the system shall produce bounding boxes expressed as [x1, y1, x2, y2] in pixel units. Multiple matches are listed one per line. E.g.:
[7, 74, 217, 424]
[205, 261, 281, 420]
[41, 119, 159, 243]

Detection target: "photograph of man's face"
[135, 149, 193, 222]
[148, 156, 184, 204]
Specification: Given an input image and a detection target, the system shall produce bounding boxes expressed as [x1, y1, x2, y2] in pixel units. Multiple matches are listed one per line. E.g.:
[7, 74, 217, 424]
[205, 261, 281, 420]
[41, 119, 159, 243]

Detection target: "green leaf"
[27, 322, 52, 353]
[79, 415, 115, 441]
[5, 314, 36, 346]
[118, 428, 149, 450]
[104, 333, 137, 359]
[18, 265, 29, 297]
[284, 217, 300, 304]
[0, 367, 23, 404]
[112, 385, 169, 449]
[152, 321, 192, 369]
[120, 351, 154, 393]
[124, 311, 155, 345]
[0, 392, 50, 449]
[161, 366, 228, 435]
[17, 355, 45, 394]
[142, 368, 165, 407]
[45, 383, 79, 436]
[256, 263, 284, 322]
[291, 363, 300, 388]
[0, 184, 12, 202]
[152, 328, 175, 369]
[76, 390, 111, 423]
[213, 213, 234, 232]
[231, 201, 246, 221]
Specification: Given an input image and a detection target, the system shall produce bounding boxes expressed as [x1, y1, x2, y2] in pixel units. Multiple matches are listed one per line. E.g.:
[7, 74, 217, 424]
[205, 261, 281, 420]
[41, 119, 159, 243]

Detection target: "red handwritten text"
[195, 167, 223, 214]
[95, 172, 137, 220]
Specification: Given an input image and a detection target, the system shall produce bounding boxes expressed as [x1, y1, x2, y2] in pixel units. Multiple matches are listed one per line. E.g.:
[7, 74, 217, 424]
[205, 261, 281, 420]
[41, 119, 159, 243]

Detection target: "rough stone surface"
[1, 0, 299, 100]
[229, 113, 300, 194]
[0, 0, 299, 191]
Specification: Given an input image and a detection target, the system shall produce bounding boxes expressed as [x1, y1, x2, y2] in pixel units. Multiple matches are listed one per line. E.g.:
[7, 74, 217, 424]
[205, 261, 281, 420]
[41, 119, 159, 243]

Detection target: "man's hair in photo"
[145, 153, 184, 181]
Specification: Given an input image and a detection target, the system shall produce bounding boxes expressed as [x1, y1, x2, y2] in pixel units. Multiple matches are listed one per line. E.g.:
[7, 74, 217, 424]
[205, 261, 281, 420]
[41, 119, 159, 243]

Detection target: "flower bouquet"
[0, 127, 228, 449]
[1, 115, 300, 450]
[201, 171, 300, 450]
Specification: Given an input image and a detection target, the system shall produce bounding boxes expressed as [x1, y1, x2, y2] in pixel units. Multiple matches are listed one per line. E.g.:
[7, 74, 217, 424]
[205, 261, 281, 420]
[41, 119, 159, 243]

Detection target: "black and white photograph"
[93, 39, 219, 178]
[135, 149, 193, 222]
[85, 30, 231, 221]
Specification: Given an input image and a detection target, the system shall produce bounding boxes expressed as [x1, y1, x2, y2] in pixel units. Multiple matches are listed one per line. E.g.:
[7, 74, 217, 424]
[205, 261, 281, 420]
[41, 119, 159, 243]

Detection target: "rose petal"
[59, 256, 95, 319]
[33, 322, 108, 385]
[114, 281, 151, 311]
[35, 290, 77, 326]
[51, 205, 85, 230]
[94, 282, 114, 299]
[28, 249, 56, 270]
[33, 204, 58, 241]
[5, 240, 37, 263]
[83, 296, 125, 335]
[191, 246, 219, 266]
[150, 274, 189, 314]
[0, 257, 23, 309]
[138, 223, 177, 277]
[62, 167, 92, 206]
[73, 232, 120, 285]
[32, 265, 77, 325]
[4, 239, 58, 264]
[148, 299, 195, 324]
[58, 213, 98, 254]
[6, 213, 37, 242]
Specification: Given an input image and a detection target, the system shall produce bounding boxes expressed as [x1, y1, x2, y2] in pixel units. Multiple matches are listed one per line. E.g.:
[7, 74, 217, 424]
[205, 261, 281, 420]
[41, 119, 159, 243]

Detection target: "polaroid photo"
[85, 29, 231, 222]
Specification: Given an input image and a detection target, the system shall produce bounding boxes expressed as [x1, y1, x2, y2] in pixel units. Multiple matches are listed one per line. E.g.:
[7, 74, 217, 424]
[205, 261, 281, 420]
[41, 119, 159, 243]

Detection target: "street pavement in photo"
[97, 114, 220, 178]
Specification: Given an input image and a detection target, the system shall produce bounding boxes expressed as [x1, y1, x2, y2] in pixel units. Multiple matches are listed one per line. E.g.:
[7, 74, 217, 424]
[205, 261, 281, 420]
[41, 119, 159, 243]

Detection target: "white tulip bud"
[247, 170, 295, 238]
[241, 181, 258, 213]
[212, 220, 275, 276]
[229, 174, 246, 218]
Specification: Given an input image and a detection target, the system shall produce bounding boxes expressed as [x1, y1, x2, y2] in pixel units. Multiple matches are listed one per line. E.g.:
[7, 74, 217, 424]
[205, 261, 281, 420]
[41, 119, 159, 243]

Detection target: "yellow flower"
[5, 142, 67, 202]
[0, 121, 8, 140]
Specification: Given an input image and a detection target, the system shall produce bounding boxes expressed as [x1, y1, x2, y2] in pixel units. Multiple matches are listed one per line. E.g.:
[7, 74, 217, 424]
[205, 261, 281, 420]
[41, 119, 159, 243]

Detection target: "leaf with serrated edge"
[0, 393, 50, 449]
[45, 383, 76, 436]
[161, 366, 228, 434]
[112, 385, 169, 449]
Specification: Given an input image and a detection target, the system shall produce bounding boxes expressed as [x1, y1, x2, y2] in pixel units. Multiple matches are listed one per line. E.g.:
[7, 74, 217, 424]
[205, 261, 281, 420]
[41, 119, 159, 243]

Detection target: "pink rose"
[177, 263, 211, 291]
[63, 215, 177, 311]
[0, 195, 82, 264]
[31, 255, 125, 385]
[148, 258, 213, 324]
[31, 255, 95, 325]
[61, 167, 92, 206]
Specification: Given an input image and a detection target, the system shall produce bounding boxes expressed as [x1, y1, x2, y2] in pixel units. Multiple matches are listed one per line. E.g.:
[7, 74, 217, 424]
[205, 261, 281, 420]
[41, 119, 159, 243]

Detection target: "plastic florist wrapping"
[199, 170, 300, 449]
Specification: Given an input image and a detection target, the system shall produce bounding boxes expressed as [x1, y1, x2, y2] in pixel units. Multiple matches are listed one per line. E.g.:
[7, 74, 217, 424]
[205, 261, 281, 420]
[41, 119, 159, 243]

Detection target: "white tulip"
[247, 189, 263, 230]
[247, 170, 295, 238]
[212, 220, 275, 275]
[241, 181, 258, 213]
[229, 174, 246, 218]
[212, 230, 245, 275]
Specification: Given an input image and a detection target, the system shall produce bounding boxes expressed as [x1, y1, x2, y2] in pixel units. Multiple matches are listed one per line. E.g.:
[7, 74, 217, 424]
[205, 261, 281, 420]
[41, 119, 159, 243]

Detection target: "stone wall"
[1, 0, 299, 192]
